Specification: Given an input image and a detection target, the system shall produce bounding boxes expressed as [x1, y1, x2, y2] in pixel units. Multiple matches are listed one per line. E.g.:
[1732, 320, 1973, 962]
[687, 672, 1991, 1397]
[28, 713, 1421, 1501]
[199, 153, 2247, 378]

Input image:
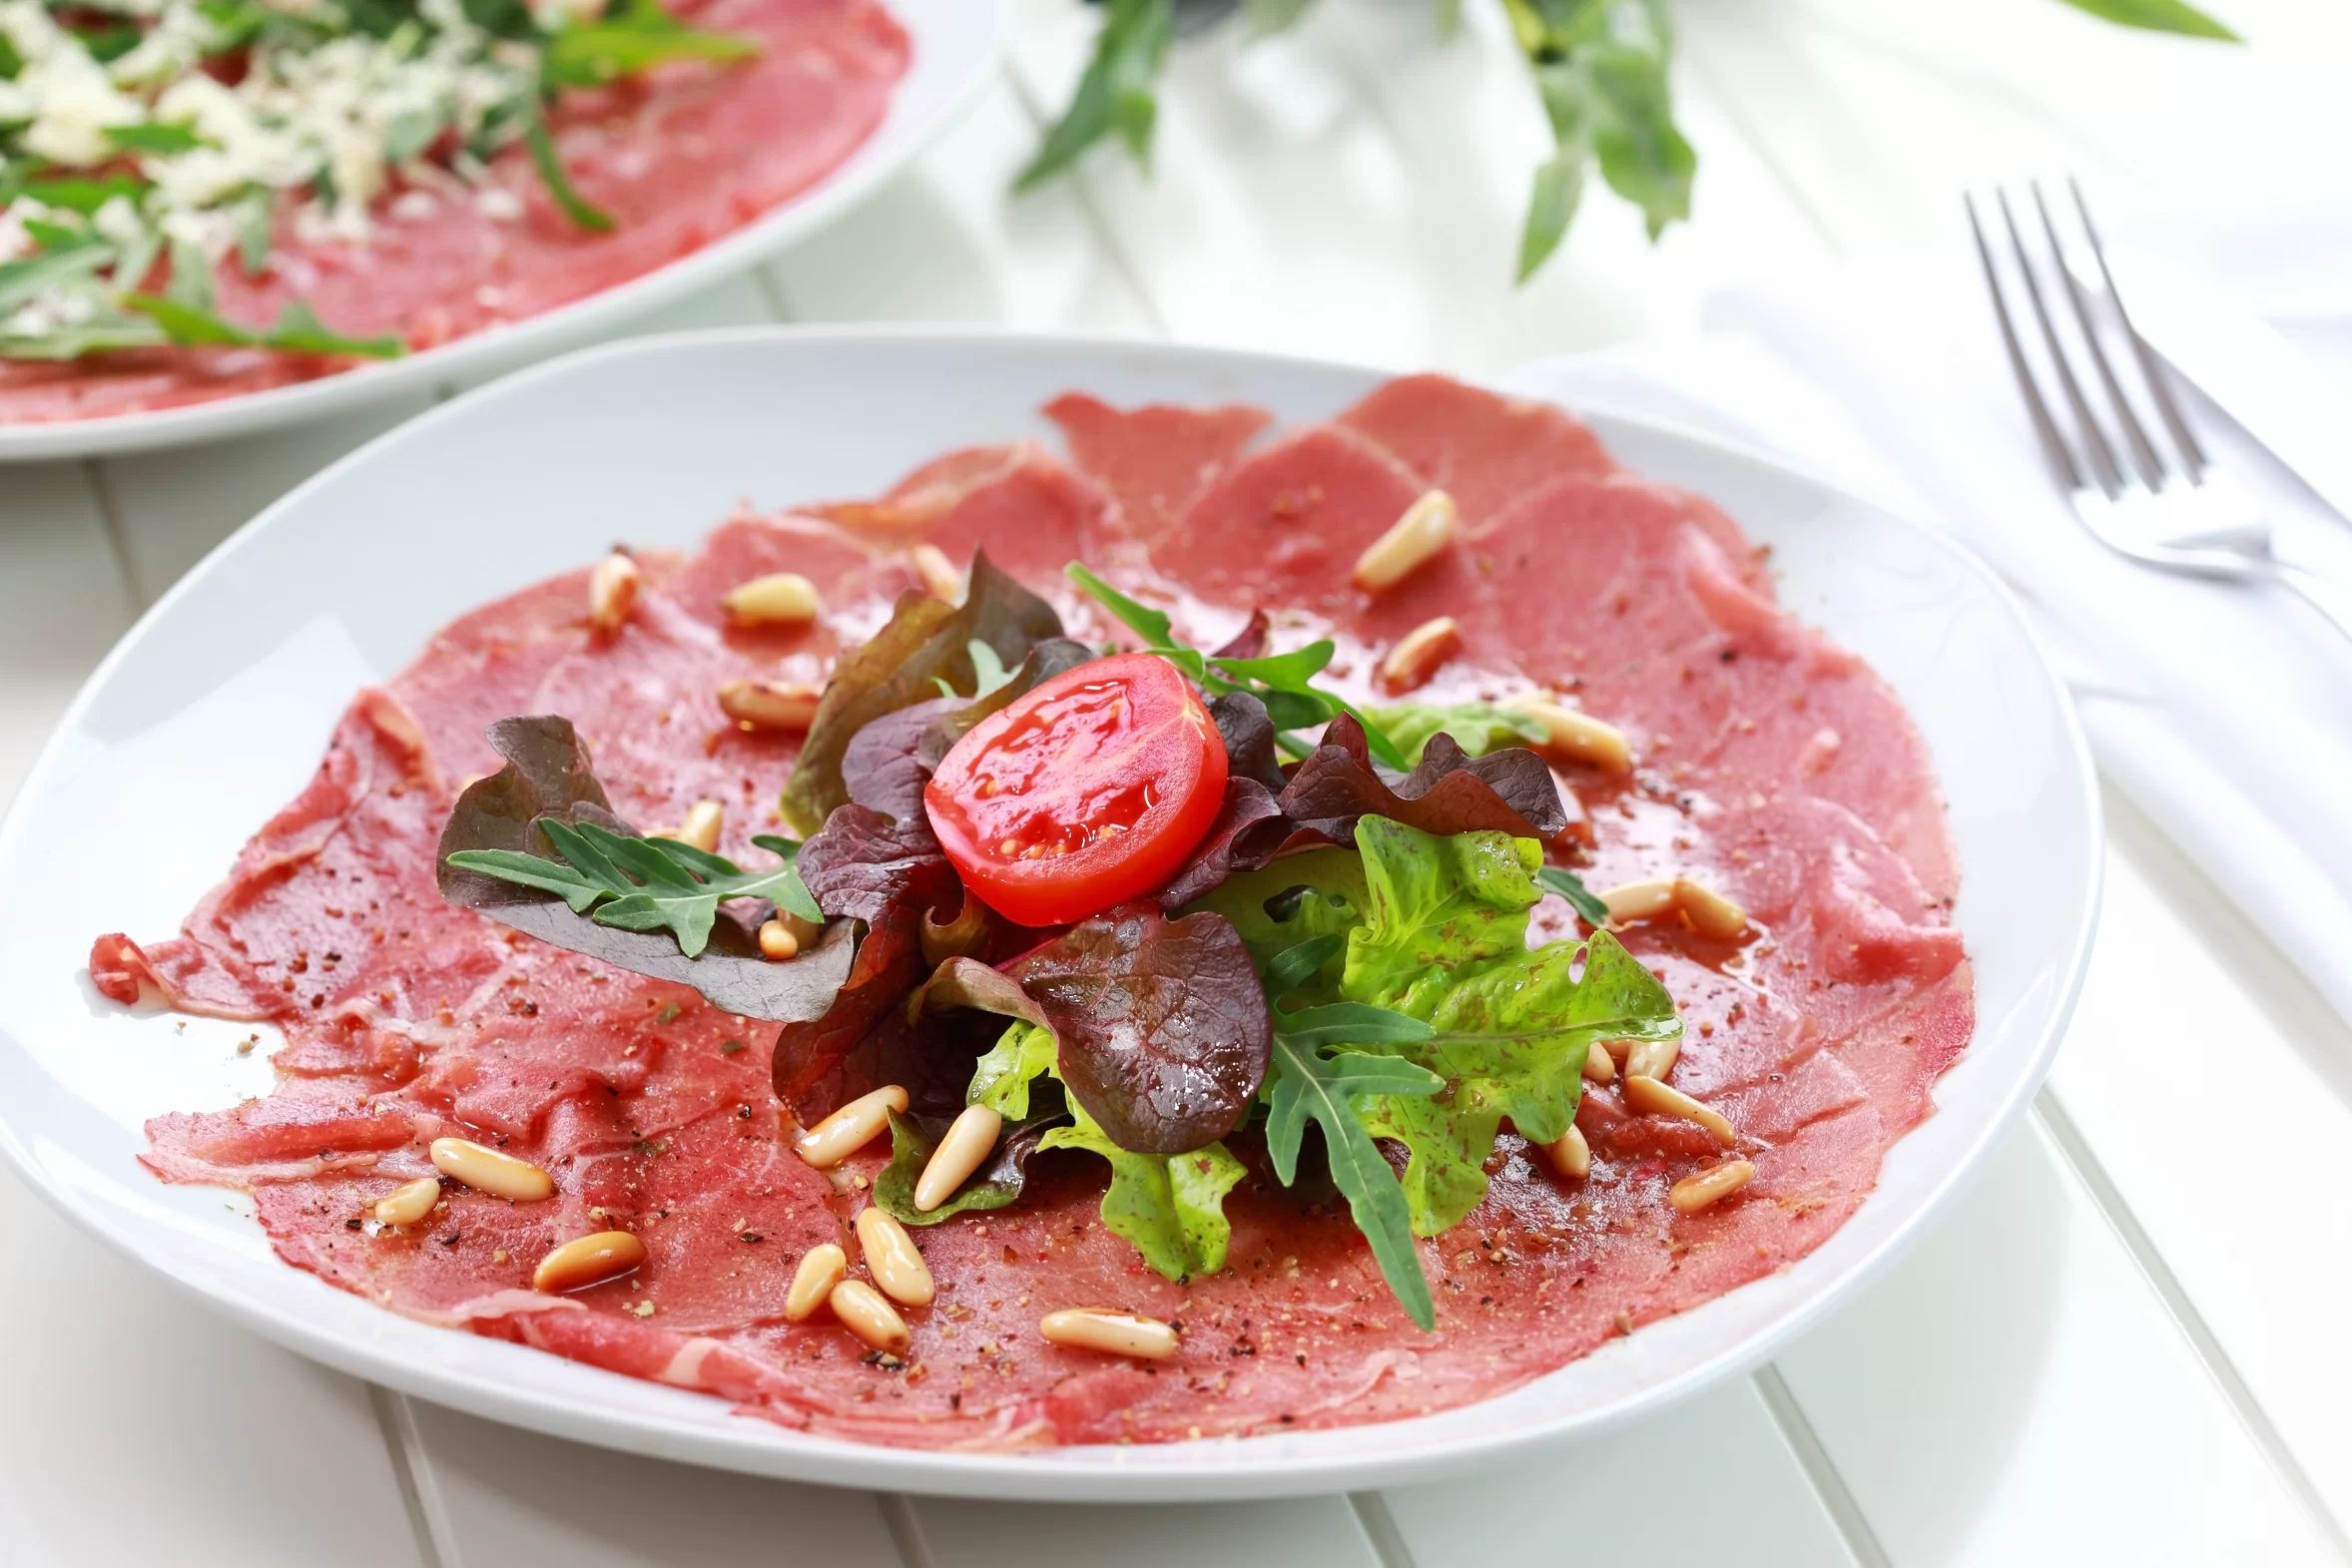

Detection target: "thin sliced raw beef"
[99, 374, 1971, 1448]
[1043, 393, 1272, 546]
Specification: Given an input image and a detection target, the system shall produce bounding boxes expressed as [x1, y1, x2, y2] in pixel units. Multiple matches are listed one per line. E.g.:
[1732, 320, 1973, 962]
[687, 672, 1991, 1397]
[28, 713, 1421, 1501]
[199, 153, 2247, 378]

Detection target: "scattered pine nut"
[795, 1086, 909, 1169]
[1353, 489, 1458, 592]
[373, 1177, 440, 1227]
[587, 553, 640, 635]
[721, 571, 822, 627]
[915, 1104, 1002, 1212]
[1379, 615, 1462, 693]
[1506, 694, 1632, 774]
[1599, 877, 1678, 924]
[718, 679, 822, 733]
[1669, 1160, 1755, 1213]
[1541, 1124, 1591, 1180]
[786, 1244, 848, 1322]
[532, 1230, 646, 1294]
[1623, 1038, 1680, 1081]
[1622, 1075, 1736, 1148]
[1675, 876, 1750, 940]
[1580, 1039, 1615, 1085]
[909, 544, 961, 602]
[1039, 1307, 1179, 1360]
[856, 1206, 935, 1307]
[429, 1137, 554, 1203]
[676, 799, 723, 854]
[830, 1279, 911, 1355]
[758, 920, 800, 961]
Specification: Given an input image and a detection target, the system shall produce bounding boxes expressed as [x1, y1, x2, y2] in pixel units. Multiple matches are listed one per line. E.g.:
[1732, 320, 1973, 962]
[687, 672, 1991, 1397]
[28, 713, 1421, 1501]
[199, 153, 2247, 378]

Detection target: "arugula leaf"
[122, 294, 406, 358]
[0, 243, 112, 314]
[72, 22, 144, 61]
[232, 187, 274, 276]
[1015, 0, 1172, 192]
[1065, 562, 1410, 769]
[1365, 701, 1546, 765]
[1536, 864, 1608, 926]
[0, 30, 21, 77]
[446, 819, 817, 957]
[525, 113, 614, 232]
[165, 237, 216, 309]
[1341, 817, 1680, 1233]
[0, 315, 170, 360]
[2053, 0, 2237, 38]
[105, 122, 212, 154]
[1039, 1095, 1247, 1282]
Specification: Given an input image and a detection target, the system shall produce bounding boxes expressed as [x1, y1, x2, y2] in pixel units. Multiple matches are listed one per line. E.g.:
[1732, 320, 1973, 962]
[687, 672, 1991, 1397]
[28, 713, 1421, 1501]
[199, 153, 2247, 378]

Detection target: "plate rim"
[0, 324, 2104, 1499]
[0, 0, 1004, 464]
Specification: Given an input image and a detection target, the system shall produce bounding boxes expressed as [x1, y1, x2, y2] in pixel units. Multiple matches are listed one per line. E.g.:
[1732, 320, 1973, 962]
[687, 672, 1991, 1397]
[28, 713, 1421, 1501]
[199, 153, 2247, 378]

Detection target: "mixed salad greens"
[0, 0, 757, 360]
[442, 552, 1679, 1327]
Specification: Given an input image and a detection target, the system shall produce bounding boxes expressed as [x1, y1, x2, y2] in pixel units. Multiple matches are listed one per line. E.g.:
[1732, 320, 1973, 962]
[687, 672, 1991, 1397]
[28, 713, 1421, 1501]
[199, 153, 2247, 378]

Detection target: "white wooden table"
[8, 2, 2352, 1562]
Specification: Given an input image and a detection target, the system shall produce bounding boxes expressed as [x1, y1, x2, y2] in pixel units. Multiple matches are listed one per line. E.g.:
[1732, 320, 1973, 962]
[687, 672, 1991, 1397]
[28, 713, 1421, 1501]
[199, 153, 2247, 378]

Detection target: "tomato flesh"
[924, 653, 1229, 926]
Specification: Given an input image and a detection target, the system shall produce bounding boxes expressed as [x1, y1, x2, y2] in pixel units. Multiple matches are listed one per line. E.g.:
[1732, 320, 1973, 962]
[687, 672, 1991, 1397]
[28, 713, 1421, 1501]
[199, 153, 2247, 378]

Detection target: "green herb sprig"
[1066, 561, 1411, 769]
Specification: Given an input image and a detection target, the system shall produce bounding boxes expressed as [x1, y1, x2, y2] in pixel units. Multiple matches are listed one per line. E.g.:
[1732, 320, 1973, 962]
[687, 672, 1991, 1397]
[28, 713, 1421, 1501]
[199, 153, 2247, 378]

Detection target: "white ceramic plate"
[0, 330, 2100, 1500]
[0, 0, 998, 464]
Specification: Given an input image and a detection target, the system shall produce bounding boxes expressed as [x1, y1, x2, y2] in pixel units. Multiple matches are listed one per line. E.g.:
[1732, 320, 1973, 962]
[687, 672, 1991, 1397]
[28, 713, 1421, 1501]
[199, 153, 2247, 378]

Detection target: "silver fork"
[1967, 178, 2352, 646]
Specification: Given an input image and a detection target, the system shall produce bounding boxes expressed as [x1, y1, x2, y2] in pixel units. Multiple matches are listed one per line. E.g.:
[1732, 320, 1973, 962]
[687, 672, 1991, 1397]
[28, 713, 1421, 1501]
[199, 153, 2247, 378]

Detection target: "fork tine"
[2070, 177, 2210, 479]
[1997, 187, 2125, 495]
[2034, 180, 2167, 489]
[1966, 193, 2087, 494]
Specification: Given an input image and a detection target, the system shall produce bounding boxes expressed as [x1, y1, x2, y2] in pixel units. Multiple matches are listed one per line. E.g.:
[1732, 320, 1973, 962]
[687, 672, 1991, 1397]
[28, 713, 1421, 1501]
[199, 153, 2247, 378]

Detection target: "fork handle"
[2269, 562, 2352, 650]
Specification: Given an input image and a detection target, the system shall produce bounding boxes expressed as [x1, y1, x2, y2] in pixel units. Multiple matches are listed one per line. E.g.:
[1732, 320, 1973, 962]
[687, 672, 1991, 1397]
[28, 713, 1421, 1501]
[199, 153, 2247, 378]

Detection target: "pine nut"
[794, 1085, 909, 1169]
[1599, 877, 1677, 923]
[676, 798, 723, 853]
[430, 1137, 554, 1202]
[374, 1176, 440, 1227]
[587, 552, 640, 634]
[829, 1279, 911, 1354]
[721, 571, 822, 627]
[1669, 1159, 1755, 1213]
[1581, 1038, 1615, 1084]
[1541, 1123, 1591, 1180]
[1353, 489, 1458, 592]
[758, 910, 824, 961]
[532, 1230, 646, 1294]
[1507, 694, 1632, 773]
[1623, 1037, 1680, 1081]
[856, 1205, 935, 1307]
[909, 544, 961, 602]
[915, 1104, 1002, 1212]
[1675, 876, 1750, 940]
[1039, 1307, 1180, 1360]
[718, 679, 822, 732]
[786, 1243, 847, 1321]
[1379, 615, 1462, 694]
[1623, 1075, 1735, 1148]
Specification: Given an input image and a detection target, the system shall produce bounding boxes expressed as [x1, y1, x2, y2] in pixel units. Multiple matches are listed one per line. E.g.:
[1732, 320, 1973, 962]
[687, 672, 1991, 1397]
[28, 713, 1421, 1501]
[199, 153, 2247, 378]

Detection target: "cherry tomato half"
[923, 653, 1229, 926]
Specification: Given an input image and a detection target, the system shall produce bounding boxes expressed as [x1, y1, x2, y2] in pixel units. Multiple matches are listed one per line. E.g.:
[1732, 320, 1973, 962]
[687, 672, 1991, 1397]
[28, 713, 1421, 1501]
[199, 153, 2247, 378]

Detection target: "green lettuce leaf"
[967, 1019, 1056, 1119]
[1365, 701, 1545, 765]
[1039, 1096, 1247, 1282]
[1341, 816, 1681, 1234]
[872, 1106, 1066, 1227]
[1183, 844, 1366, 1005]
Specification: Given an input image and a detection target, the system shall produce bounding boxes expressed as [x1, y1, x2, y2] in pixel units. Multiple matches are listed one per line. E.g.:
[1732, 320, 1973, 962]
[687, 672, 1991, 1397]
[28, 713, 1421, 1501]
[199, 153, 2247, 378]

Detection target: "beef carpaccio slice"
[93, 375, 1972, 1448]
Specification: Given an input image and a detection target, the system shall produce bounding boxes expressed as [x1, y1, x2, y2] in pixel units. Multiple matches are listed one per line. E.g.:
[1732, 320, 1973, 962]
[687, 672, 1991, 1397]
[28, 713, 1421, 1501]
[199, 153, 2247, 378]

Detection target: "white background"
[6, 0, 2352, 1562]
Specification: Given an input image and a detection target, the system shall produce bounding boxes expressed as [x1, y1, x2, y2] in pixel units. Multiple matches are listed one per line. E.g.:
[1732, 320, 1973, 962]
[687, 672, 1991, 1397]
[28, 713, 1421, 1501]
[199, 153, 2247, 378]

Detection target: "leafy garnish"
[988, 903, 1269, 1153]
[1259, 933, 1443, 1330]
[1342, 817, 1678, 1233]
[1013, 0, 1172, 192]
[1039, 1097, 1247, 1282]
[967, 1019, 1058, 1119]
[447, 819, 818, 957]
[915, 637, 1096, 771]
[436, 716, 855, 1020]
[19, 175, 149, 214]
[1281, 714, 1565, 843]
[524, 112, 614, 233]
[1065, 561, 1409, 769]
[783, 551, 1066, 834]
[1366, 702, 1546, 765]
[105, 122, 212, 154]
[541, 0, 761, 88]
[873, 1103, 1067, 1227]
[2054, 0, 2236, 38]
[0, 244, 113, 314]
[122, 294, 407, 358]
[1536, 864, 1609, 926]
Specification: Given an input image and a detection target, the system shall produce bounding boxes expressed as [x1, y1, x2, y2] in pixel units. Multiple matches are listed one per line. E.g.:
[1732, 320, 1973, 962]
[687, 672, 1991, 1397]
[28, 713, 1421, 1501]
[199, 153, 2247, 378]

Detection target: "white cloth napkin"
[1505, 225, 2352, 1030]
